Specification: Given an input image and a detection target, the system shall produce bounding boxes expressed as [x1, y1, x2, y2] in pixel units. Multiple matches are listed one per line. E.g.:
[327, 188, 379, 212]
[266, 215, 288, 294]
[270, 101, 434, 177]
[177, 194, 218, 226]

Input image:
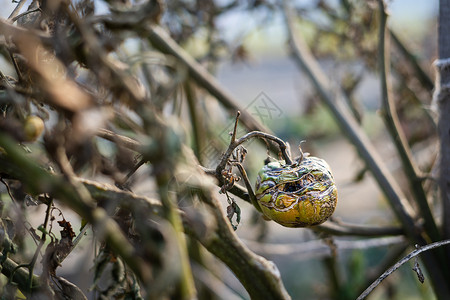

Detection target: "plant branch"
[314, 221, 404, 237]
[242, 236, 406, 257]
[78, 168, 288, 299]
[146, 25, 271, 134]
[96, 128, 142, 152]
[194, 192, 291, 300]
[216, 131, 293, 177]
[357, 239, 450, 300]
[389, 29, 434, 92]
[0, 256, 40, 294]
[27, 196, 53, 291]
[377, 0, 440, 243]
[154, 170, 197, 299]
[357, 243, 409, 297]
[11, 8, 41, 23]
[7, 0, 27, 20]
[234, 163, 262, 212]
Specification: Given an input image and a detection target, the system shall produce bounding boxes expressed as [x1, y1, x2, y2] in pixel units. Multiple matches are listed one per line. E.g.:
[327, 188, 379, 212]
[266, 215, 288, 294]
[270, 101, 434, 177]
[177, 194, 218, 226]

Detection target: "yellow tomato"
[255, 157, 338, 227]
[24, 116, 45, 142]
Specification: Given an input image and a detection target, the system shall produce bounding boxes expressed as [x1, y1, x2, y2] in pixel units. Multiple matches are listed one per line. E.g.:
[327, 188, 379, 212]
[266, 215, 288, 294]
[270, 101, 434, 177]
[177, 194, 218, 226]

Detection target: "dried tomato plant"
[0, 0, 448, 299]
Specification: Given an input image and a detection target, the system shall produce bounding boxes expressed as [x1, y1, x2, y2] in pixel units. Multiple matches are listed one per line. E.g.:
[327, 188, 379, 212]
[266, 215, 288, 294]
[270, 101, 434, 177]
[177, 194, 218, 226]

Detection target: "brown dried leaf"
[58, 219, 76, 241]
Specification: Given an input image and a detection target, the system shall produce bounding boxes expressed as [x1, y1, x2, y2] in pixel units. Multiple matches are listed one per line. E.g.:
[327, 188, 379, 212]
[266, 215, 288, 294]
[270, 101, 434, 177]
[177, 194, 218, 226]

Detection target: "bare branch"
[195, 192, 291, 300]
[376, 0, 440, 243]
[216, 131, 293, 176]
[315, 221, 404, 237]
[243, 236, 406, 258]
[357, 239, 450, 300]
[80, 168, 290, 299]
[96, 128, 142, 152]
[7, 0, 27, 20]
[146, 25, 271, 134]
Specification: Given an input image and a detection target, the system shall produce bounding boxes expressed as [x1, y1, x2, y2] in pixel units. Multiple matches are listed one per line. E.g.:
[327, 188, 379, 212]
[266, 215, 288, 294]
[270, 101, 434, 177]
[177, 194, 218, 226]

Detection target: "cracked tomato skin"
[255, 157, 337, 227]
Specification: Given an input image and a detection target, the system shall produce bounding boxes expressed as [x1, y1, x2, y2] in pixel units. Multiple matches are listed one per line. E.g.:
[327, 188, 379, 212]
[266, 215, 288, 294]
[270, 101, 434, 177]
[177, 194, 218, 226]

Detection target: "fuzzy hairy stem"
[389, 30, 434, 92]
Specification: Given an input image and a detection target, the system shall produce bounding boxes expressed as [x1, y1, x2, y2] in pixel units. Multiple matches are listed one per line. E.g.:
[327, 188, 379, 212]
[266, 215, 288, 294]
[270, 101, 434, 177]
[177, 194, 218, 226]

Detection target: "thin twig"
[191, 262, 245, 300]
[28, 196, 53, 291]
[58, 225, 90, 264]
[323, 250, 341, 297]
[243, 236, 406, 257]
[234, 163, 261, 213]
[216, 131, 293, 177]
[146, 26, 271, 135]
[314, 221, 404, 237]
[0, 177, 16, 203]
[122, 156, 146, 186]
[96, 128, 142, 151]
[230, 111, 241, 144]
[154, 171, 197, 299]
[389, 30, 434, 92]
[7, 0, 27, 20]
[357, 239, 450, 300]
[356, 243, 409, 297]
[11, 8, 41, 23]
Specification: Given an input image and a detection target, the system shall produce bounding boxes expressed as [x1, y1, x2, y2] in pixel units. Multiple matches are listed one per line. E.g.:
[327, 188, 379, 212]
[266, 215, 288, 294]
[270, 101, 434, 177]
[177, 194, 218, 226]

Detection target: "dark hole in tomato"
[284, 181, 302, 192]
